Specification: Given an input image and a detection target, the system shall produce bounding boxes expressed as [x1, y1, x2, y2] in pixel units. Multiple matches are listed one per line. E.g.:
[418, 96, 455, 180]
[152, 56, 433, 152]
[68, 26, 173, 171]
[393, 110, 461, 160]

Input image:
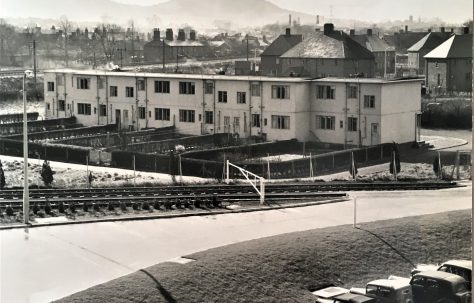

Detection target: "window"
[138, 107, 146, 119]
[271, 115, 290, 129]
[237, 92, 246, 104]
[125, 86, 134, 97]
[205, 82, 213, 94]
[154, 81, 170, 93]
[218, 91, 227, 103]
[77, 103, 91, 115]
[99, 104, 107, 117]
[317, 116, 335, 130]
[110, 86, 118, 97]
[137, 79, 145, 91]
[179, 109, 195, 122]
[98, 77, 105, 89]
[348, 86, 357, 98]
[272, 85, 290, 99]
[205, 111, 213, 124]
[348, 117, 358, 131]
[47, 82, 55, 92]
[364, 95, 375, 108]
[58, 100, 65, 111]
[57, 76, 64, 86]
[252, 114, 261, 127]
[316, 85, 335, 99]
[251, 83, 261, 96]
[179, 82, 195, 95]
[76, 77, 90, 89]
[155, 108, 170, 121]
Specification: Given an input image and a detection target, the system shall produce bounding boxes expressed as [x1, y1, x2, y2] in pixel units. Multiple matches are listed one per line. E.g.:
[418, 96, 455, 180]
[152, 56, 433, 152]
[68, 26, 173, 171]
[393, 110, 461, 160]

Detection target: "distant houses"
[277, 24, 375, 78]
[407, 28, 453, 75]
[259, 28, 302, 76]
[424, 28, 472, 93]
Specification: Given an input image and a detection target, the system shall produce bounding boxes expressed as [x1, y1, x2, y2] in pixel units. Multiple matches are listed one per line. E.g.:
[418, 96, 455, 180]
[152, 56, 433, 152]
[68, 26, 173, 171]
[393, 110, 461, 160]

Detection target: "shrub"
[69, 202, 76, 213]
[32, 203, 39, 215]
[6, 205, 14, 216]
[120, 202, 127, 212]
[58, 201, 65, 213]
[44, 202, 52, 215]
[153, 200, 161, 210]
[107, 202, 115, 211]
[132, 203, 139, 211]
[93, 203, 100, 212]
[83, 202, 89, 212]
[141, 201, 150, 211]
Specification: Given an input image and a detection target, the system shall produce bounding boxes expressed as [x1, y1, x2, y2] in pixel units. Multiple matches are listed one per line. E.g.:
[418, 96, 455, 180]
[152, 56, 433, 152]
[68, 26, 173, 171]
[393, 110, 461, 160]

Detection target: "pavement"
[0, 183, 471, 303]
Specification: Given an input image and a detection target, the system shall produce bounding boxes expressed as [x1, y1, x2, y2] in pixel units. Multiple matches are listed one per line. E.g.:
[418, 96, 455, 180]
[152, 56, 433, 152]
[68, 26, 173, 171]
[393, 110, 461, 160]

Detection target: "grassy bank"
[57, 209, 471, 303]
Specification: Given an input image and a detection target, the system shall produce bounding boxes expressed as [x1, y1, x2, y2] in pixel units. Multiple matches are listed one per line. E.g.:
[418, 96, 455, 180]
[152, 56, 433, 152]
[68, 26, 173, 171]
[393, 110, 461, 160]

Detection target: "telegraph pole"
[32, 40, 37, 86]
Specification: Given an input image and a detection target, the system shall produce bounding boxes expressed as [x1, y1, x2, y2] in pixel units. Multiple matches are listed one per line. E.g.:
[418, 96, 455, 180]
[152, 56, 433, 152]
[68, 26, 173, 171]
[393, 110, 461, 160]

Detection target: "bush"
[69, 202, 76, 213]
[58, 201, 65, 213]
[120, 202, 127, 212]
[142, 201, 150, 211]
[107, 202, 115, 211]
[44, 202, 52, 215]
[6, 205, 14, 216]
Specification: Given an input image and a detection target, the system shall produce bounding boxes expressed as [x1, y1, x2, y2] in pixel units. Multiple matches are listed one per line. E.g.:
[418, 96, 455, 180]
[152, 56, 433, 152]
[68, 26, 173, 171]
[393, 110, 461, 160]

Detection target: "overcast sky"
[111, 0, 471, 23]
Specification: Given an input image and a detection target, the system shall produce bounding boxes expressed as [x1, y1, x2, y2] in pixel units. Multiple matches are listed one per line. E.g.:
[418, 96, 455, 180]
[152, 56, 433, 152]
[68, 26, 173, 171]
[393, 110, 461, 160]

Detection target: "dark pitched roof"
[425, 34, 472, 59]
[280, 31, 374, 59]
[383, 32, 428, 52]
[351, 34, 393, 52]
[261, 33, 302, 56]
[407, 32, 453, 52]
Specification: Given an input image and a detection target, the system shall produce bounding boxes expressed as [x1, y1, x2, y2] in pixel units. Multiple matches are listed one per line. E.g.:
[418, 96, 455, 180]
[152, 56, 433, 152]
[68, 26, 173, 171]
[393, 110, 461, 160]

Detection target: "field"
[57, 209, 471, 303]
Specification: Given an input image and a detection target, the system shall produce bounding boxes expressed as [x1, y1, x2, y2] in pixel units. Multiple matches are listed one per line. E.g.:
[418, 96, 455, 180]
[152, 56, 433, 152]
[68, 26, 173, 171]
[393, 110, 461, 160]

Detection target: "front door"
[115, 109, 121, 129]
[371, 123, 379, 146]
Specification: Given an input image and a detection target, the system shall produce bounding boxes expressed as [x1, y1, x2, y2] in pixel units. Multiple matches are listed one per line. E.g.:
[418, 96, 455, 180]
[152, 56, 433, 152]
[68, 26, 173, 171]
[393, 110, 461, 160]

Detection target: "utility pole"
[246, 38, 249, 61]
[32, 40, 37, 86]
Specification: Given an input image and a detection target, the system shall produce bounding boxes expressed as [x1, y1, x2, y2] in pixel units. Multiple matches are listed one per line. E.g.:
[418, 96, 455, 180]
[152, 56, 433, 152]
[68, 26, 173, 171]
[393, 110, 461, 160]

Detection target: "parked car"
[350, 278, 413, 303]
[312, 286, 350, 303]
[332, 293, 376, 303]
[411, 260, 472, 289]
[410, 271, 471, 303]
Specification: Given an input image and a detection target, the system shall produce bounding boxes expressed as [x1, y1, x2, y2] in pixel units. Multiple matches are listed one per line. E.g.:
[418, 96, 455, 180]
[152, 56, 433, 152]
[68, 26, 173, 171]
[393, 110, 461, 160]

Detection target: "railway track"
[0, 181, 460, 200]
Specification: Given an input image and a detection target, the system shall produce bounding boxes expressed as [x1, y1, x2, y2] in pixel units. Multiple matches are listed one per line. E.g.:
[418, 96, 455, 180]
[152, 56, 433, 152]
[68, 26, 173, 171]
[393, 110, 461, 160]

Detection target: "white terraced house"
[43, 69, 422, 147]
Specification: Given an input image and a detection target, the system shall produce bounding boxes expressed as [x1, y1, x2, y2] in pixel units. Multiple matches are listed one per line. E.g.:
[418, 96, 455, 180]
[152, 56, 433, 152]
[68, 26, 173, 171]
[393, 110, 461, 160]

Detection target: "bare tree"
[95, 23, 123, 63]
[59, 16, 73, 67]
[0, 19, 21, 65]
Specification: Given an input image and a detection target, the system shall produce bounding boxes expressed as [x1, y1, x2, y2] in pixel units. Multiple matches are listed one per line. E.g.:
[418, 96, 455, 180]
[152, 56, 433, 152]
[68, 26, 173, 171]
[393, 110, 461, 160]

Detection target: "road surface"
[0, 184, 471, 303]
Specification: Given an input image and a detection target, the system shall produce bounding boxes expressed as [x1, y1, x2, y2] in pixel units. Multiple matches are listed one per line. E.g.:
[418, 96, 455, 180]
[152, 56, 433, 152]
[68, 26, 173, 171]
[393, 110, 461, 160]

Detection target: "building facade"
[43, 70, 422, 147]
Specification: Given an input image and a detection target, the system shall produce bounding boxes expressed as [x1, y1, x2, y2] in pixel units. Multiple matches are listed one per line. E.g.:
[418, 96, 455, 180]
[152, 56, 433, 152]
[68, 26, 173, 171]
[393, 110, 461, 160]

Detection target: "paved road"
[1, 184, 471, 303]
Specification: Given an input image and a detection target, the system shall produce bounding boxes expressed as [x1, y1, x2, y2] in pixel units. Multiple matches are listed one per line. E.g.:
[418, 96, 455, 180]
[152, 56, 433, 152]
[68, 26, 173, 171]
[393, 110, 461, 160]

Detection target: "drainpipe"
[344, 83, 348, 149]
[55, 73, 59, 118]
[63, 73, 68, 117]
[135, 77, 139, 130]
[260, 81, 264, 137]
[105, 73, 110, 124]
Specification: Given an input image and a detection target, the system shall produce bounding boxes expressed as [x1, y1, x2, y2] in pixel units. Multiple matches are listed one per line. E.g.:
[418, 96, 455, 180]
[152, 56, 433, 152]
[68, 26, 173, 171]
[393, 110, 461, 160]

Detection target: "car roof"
[312, 286, 349, 298]
[413, 271, 467, 283]
[442, 260, 472, 270]
[335, 293, 376, 303]
[368, 279, 410, 289]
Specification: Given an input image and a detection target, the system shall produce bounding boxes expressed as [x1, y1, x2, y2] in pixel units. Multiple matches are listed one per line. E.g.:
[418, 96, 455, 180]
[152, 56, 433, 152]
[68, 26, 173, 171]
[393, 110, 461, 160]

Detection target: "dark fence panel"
[0, 112, 39, 124]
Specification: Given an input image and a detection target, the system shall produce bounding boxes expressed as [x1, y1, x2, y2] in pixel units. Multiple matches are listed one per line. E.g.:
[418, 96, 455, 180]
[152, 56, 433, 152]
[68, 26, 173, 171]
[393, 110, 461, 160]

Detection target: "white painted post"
[260, 178, 265, 205]
[309, 152, 313, 178]
[393, 151, 398, 182]
[22, 74, 29, 224]
[225, 160, 230, 184]
[438, 151, 442, 180]
[133, 154, 136, 187]
[353, 196, 357, 228]
[455, 151, 460, 180]
[267, 158, 271, 180]
[86, 155, 89, 189]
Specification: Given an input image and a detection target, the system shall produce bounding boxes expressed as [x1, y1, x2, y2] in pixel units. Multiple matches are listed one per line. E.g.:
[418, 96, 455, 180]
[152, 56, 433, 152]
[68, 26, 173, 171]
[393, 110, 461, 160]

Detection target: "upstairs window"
[76, 77, 90, 89]
[110, 86, 118, 97]
[364, 95, 375, 108]
[205, 82, 214, 94]
[316, 85, 335, 99]
[125, 86, 134, 98]
[348, 86, 357, 98]
[272, 85, 290, 99]
[237, 92, 246, 104]
[179, 82, 195, 95]
[218, 91, 227, 103]
[154, 81, 170, 93]
[47, 82, 55, 92]
[251, 83, 261, 96]
[137, 79, 145, 91]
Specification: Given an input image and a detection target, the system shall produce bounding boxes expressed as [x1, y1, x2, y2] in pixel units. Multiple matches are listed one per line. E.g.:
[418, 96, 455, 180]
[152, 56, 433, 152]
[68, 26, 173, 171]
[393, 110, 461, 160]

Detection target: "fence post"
[86, 155, 89, 189]
[267, 158, 271, 180]
[154, 156, 157, 172]
[332, 153, 335, 169]
[179, 154, 183, 184]
[133, 154, 136, 187]
[455, 151, 460, 180]
[260, 178, 265, 205]
[309, 152, 313, 178]
[225, 160, 230, 184]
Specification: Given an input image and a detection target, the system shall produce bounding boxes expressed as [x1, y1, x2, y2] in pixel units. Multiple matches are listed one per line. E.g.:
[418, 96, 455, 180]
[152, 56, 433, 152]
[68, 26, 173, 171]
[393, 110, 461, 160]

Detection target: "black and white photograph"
[0, 0, 472, 302]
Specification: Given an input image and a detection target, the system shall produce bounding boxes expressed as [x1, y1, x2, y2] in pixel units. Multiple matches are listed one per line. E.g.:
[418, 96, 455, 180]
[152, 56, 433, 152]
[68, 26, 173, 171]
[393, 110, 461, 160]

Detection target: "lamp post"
[23, 70, 33, 224]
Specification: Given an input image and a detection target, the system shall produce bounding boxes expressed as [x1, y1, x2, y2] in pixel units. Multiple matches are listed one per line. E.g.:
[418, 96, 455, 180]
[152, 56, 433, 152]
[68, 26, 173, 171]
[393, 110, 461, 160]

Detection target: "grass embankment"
[57, 210, 471, 303]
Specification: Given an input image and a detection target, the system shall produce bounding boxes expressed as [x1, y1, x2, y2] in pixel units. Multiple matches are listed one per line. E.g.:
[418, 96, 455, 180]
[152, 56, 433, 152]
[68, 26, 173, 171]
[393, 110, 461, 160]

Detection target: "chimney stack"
[285, 28, 291, 36]
[165, 28, 173, 40]
[451, 28, 454, 33]
[440, 27, 445, 33]
[350, 29, 355, 36]
[463, 27, 469, 34]
[177, 29, 185, 41]
[367, 29, 372, 36]
[405, 25, 408, 32]
[190, 30, 196, 41]
[289, 14, 292, 27]
[153, 28, 160, 41]
[323, 23, 334, 35]
[428, 28, 432, 33]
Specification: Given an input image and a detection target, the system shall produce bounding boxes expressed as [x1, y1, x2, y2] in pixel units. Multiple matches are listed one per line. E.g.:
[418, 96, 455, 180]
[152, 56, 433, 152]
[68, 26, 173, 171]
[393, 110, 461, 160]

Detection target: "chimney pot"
[440, 27, 445, 33]
[428, 28, 432, 33]
[165, 28, 173, 41]
[324, 23, 334, 35]
[463, 27, 469, 34]
[190, 30, 196, 41]
[178, 29, 185, 41]
[285, 28, 291, 36]
[367, 29, 372, 36]
[405, 25, 408, 32]
[350, 29, 355, 36]
[153, 28, 160, 41]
